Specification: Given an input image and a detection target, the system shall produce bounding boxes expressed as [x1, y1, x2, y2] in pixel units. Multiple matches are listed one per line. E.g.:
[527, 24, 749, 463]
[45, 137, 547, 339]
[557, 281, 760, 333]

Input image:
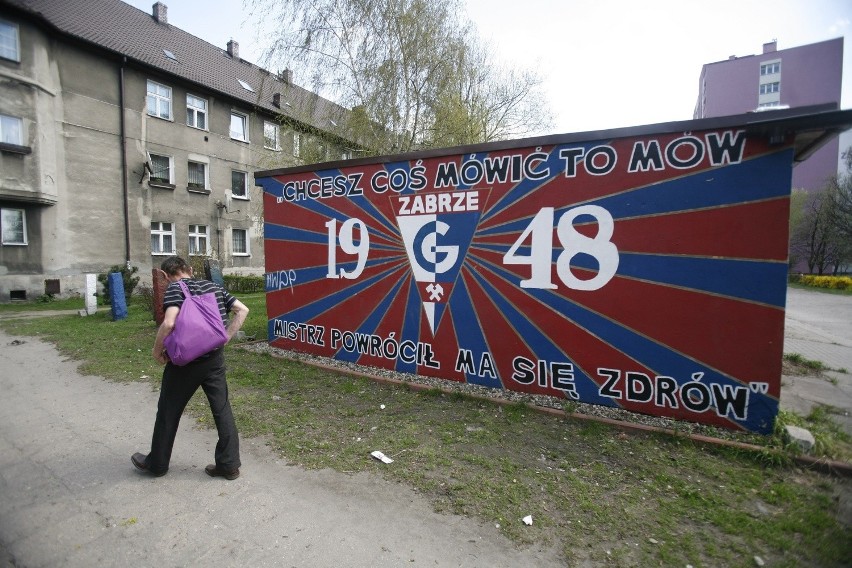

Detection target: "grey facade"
[694, 38, 844, 193]
[0, 0, 351, 301]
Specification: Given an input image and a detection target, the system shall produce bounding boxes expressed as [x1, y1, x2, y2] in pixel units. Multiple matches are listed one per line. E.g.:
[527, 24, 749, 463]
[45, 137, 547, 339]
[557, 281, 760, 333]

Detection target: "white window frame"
[1, 208, 27, 245]
[264, 121, 280, 150]
[186, 94, 208, 130]
[0, 114, 24, 146]
[188, 224, 210, 256]
[148, 152, 174, 184]
[759, 82, 780, 95]
[150, 221, 175, 255]
[0, 19, 20, 62]
[230, 111, 249, 142]
[231, 169, 249, 200]
[146, 80, 172, 120]
[760, 61, 780, 76]
[187, 159, 209, 190]
[232, 228, 250, 256]
[293, 132, 301, 157]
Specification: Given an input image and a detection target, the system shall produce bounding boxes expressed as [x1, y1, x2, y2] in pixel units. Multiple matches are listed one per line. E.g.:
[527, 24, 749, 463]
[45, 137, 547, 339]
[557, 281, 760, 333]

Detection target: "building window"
[264, 121, 280, 150]
[232, 228, 249, 255]
[150, 221, 174, 255]
[186, 94, 207, 129]
[148, 153, 173, 184]
[0, 19, 19, 62]
[1, 208, 26, 245]
[187, 160, 208, 190]
[0, 114, 23, 145]
[293, 132, 301, 157]
[146, 80, 172, 120]
[760, 61, 780, 75]
[230, 111, 248, 142]
[188, 224, 209, 256]
[231, 170, 248, 199]
[759, 82, 780, 95]
[237, 79, 255, 93]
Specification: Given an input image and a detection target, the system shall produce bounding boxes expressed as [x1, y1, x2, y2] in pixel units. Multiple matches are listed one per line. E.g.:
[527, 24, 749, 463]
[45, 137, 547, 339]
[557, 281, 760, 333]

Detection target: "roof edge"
[256, 104, 852, 178]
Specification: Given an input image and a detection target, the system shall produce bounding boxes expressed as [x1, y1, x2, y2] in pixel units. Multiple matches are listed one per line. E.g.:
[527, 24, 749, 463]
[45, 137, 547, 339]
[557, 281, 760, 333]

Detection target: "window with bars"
[150, 221, 174, 255]
[187, 161, 207, 189]
[1, 208, 26, 245]
[146, 80, 172, 120]
[186, 94, 207, 129]
[149, 153, 172, 184]
[188, 224, 209, 256]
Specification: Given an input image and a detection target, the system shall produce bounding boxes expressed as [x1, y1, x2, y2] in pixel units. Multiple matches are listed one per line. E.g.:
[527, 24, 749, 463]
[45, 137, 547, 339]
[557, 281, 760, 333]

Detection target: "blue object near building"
[204, 258, 225, 287]
[109, 272, 128, 320]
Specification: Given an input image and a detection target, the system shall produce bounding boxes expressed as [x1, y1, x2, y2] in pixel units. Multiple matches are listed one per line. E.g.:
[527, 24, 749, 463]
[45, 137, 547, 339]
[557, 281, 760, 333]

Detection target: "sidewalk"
[0, 327, 562, 568]
[781, 287, 852, 435]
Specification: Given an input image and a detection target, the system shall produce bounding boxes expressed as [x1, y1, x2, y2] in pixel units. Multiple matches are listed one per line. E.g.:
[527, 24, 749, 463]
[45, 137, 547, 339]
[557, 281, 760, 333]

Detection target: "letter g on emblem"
[413, 220, 459, 275]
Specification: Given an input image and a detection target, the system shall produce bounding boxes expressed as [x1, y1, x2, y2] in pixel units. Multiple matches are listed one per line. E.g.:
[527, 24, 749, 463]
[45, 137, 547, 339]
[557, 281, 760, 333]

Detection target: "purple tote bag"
[163, 280, 228, 365]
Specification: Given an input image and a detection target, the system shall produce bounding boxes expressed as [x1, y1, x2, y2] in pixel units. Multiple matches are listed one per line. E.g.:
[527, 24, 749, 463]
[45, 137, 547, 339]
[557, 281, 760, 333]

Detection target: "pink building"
[695, 38, 844, 192]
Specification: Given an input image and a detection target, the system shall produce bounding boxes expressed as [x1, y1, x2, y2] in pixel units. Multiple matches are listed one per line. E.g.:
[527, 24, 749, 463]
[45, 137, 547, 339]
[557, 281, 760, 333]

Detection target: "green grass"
[1, 297, 850, 566]
[784, 352, 829, 374]
[0, 296, 91, 311]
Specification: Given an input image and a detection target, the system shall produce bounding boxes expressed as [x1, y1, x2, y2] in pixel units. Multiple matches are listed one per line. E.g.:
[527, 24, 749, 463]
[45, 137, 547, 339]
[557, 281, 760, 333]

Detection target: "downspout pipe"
[119, 56, 131, 268]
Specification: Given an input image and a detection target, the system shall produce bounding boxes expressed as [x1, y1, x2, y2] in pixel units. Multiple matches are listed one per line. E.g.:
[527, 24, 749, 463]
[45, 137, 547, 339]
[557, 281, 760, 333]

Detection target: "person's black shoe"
[131, 452, 166, 477]
[205, 464, 240, 480]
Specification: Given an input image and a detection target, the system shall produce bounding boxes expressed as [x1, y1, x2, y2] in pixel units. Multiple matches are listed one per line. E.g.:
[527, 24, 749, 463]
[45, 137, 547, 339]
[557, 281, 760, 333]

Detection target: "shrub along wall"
[223, 274, 265, 294]
[799, 275, 852, 290]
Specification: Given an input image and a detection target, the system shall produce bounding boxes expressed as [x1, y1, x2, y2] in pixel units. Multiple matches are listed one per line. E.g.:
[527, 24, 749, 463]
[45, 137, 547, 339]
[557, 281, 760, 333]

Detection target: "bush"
[97, 264, 140, 305]
[223, 274, 265, 294]
[799, 275, 852, 290]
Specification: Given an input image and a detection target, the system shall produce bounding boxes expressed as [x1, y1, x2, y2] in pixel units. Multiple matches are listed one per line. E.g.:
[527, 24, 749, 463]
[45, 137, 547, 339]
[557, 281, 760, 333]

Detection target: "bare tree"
[827, 147, 852, 240]
[248, 0, 552, 156]
[791, 190, 850, 275]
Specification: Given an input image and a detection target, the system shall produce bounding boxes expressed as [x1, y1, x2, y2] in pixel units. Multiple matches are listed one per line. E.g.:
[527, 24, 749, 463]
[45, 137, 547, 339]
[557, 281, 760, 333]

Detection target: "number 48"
[503, 205, 619, 291]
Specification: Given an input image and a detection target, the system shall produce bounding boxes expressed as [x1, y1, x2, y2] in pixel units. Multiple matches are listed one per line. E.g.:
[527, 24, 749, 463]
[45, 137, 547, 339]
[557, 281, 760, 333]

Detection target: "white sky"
[123, 0, 852, 136]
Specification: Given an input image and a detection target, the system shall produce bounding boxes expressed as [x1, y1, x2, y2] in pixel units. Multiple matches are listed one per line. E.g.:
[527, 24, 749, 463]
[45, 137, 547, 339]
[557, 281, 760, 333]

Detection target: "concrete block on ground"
[84, 274, 97, 315]
[784, 424, 815, 454]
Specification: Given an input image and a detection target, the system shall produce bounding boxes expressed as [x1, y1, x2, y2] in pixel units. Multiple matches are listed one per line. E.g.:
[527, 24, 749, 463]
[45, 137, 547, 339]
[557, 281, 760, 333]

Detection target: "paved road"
[781, 287, 852, 434]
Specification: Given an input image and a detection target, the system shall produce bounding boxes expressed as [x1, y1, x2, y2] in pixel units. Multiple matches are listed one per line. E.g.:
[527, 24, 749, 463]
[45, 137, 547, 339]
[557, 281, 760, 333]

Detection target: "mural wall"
[258, 123, 794, 434]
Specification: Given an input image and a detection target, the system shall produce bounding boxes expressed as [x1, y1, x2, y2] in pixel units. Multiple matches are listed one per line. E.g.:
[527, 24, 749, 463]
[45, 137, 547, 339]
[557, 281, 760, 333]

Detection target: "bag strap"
[177, 279, 191, 298]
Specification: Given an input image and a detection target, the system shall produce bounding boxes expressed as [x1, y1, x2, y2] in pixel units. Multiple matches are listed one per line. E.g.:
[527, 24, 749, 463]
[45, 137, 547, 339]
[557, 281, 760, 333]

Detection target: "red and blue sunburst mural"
[257, 120, 806, 434]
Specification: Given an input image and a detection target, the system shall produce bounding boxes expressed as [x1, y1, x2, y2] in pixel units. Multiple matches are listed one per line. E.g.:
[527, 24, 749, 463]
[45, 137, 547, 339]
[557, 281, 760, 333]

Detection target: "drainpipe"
[119, 56, 131, 268]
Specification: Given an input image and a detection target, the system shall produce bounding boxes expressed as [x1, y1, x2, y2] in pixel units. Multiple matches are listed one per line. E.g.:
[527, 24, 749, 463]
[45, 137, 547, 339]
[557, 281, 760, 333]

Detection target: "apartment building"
[0, 0, 352, 301]
[694, 38, 844, 193]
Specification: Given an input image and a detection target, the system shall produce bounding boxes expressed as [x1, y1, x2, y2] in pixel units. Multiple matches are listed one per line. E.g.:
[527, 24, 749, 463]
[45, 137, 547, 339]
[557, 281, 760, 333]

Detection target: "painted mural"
[258, 125, 793, 434]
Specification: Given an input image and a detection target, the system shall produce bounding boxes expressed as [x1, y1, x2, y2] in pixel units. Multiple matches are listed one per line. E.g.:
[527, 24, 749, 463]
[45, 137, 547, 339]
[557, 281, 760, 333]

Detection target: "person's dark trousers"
[145, 349, 241, 475]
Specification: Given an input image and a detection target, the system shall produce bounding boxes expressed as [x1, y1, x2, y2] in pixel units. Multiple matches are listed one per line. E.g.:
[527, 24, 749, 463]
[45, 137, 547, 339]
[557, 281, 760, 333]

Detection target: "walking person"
[132, 256, 249, 480]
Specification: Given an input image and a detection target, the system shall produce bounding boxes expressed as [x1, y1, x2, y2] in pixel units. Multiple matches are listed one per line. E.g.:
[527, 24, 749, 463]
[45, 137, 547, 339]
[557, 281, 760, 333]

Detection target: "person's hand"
[153, 347, 169, 365]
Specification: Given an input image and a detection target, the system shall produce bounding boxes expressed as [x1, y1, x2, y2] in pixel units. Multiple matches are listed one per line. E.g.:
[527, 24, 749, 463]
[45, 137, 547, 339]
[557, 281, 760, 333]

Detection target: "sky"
[122, 0, 852, 136]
